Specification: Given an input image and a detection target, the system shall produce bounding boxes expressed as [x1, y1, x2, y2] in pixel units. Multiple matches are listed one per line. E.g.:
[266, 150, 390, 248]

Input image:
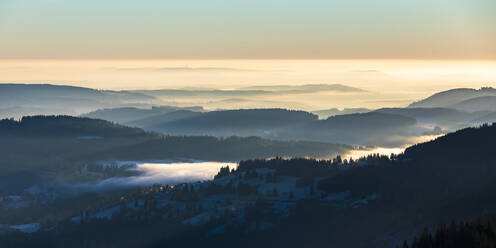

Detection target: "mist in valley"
[1, 59, 496, 113]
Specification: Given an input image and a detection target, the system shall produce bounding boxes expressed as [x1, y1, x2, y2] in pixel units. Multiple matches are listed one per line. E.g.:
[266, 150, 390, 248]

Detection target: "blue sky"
[0, 0, 495, 59]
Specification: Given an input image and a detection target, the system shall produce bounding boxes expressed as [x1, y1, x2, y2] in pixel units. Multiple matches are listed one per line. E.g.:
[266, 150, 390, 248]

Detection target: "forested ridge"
[0, 115, 350, 192]
[2, 117, 496, 247]
[400, 215, 496, 248]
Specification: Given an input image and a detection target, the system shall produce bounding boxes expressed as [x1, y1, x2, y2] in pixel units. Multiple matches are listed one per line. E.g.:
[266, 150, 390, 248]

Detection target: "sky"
[1, 0, 495, 60]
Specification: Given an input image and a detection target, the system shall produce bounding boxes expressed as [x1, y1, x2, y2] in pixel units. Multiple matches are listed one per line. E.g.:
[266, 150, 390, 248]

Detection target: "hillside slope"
[450, 95, 496, 112]
[0, 115, 351, 192]
[0, 84, 157, 118]
[409, 87, 496, 109]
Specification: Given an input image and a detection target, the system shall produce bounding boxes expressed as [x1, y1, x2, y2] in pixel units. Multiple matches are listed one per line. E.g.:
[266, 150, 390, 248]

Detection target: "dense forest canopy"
[400, 215, 496, 248]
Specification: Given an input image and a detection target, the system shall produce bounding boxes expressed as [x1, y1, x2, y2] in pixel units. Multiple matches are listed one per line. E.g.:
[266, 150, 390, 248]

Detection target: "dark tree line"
[401, 215, 496, 248]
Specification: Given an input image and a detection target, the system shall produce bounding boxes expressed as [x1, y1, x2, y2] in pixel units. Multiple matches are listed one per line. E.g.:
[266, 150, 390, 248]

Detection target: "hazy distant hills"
[311, 108, 370, 119]
[131, 89, 270, 98]
[373, 107, 491, 129]
[83, 107, 421, 146]
[4, 83, 496, 146]
[130, 84, 365, 109]
[0, 84, 157, 118]
[282, 112, 418, 146]
[404, 87, 496, 128]
[141, 109, 318, 135]
[450, 95, 496, 112]
[82, 106, 204, 124]
[0, 83, 367, 118]
[472, 111, 496, 124]
[317, 112, 416, 130]
[134, 84, 364, 98]
[125, 109, 203, 128]
[0, 106, 78, 118]
[0, 83, 154, 105]
[311, 87, 496, 129]
[409, 87, 496, 112]
[84, 108, 316, 135]
[240, 83, 365, 93]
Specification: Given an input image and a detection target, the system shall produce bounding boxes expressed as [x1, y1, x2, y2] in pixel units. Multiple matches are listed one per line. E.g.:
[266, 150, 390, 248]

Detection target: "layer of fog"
[342, 134, 441, 160]
[121, 161, 237, 186]
[62, 161, 237, 194]
[2, 59, 495, 110]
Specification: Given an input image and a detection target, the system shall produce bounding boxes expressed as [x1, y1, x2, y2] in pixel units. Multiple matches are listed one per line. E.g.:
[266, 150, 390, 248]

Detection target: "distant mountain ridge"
[240, 83, 365, 93]
[131, 84, 365, 98]
[0, 83, 154, 103]
[0, 83, 157, 118]
[0, 83, 366, 119]
[373, 107, 490, 128]
[153, 108, 318, 130]
[125, 110, 202, 128]
[281, 112, 417, 145]
[409, 87, 496, 112]
[450, 95, 496, 112]
[84, 107, 420, 146]
[472, 111, 496, 124]
[82, 106, 204, 124]
[311, 108, 370, 119]
[0, 115, 147, 138]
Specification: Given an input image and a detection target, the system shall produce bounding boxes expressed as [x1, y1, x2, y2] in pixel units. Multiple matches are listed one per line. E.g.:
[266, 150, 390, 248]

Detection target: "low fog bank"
[58, 161, 238, 195]
[341, 134, 441, 160]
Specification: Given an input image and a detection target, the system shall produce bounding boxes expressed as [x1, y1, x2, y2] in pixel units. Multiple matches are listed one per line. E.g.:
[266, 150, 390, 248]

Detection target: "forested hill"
[82, 106, 204, 124]
[0, 116, 351, 192]
[320, 112, 416, 129]
[278, 112, 417, 146]
[400, 215, 496, 248]
[320, 122, 496, 195]
[404, 122, 495, 161]
[151, 108, 318, 130]
[313, 123, 496, 247]
[0, 84, 159, 119]
[118, 108, 419, 146]
[374, 107, 477, 125]
[0, 115, 350, 161]
[409, 87, 496, 111]
[0, 84, 154, 102]
[0, 115, 147, 137]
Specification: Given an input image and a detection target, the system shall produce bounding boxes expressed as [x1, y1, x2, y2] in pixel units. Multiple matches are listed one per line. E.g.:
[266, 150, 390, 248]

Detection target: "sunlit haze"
[1, 59, 495, 109]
